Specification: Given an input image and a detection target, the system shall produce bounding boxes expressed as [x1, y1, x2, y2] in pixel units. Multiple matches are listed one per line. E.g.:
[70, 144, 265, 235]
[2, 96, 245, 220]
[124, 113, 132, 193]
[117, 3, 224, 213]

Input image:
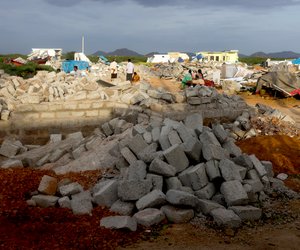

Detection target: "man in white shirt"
[126, 59, 134, 82]
[110, 59, 118, 80]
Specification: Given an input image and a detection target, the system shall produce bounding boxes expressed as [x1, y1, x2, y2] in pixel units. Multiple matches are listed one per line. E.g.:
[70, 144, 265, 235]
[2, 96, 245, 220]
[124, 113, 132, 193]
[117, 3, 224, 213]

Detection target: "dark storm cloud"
[45, 0, 300, 9]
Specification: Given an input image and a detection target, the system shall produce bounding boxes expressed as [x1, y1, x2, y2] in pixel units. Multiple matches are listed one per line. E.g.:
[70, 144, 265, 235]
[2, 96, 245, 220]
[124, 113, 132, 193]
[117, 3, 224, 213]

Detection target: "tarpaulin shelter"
[292, 58, 300, 65]
[256, 71, 300, 97]
[62, 60, 89, 73]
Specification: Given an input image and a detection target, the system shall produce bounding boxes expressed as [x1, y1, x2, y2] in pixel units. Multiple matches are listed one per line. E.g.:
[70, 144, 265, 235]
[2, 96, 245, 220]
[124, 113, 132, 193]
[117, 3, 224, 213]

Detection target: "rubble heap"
[2, 112, 297, 230]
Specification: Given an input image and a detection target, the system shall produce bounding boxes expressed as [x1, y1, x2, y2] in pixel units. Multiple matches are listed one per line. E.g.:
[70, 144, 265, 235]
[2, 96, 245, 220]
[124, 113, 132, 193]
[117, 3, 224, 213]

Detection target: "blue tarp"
[62, 60, 90, 73]
[292, 58, 300, 65]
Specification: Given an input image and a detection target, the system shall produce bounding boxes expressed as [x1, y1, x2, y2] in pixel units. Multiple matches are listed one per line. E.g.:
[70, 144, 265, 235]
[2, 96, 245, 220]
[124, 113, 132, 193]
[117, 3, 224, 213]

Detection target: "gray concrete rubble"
[1, 93, 297, 229]
[100, 216, 137, 231]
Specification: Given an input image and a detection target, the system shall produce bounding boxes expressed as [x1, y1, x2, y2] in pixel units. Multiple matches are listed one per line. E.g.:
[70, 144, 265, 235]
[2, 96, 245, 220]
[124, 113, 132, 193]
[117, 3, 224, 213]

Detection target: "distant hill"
[238, 53, 249, 58]
[145, 52, 160, 57]
[93, 48, 144, 57]
[249, 51, 300, 59]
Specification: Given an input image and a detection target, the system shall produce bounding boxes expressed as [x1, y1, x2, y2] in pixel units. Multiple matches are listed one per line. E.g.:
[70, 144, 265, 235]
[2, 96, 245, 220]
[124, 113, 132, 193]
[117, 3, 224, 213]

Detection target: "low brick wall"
[0, 99, 249, 135]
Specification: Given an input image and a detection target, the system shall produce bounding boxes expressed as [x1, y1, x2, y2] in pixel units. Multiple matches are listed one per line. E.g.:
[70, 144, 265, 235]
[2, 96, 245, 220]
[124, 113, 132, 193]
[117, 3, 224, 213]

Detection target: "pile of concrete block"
[27, 175, 94, 215]
[3, 111, 297, 230]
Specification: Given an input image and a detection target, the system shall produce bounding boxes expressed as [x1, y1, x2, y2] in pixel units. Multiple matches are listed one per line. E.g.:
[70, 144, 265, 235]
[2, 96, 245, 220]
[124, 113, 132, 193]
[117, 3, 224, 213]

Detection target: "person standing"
[126, 59, 134, 82]
[110, 59, 118, 80]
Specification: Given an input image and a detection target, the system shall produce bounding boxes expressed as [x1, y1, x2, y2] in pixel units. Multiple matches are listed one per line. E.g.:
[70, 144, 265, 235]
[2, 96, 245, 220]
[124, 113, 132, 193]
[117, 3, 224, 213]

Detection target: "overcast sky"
[1, 0, 300, 55]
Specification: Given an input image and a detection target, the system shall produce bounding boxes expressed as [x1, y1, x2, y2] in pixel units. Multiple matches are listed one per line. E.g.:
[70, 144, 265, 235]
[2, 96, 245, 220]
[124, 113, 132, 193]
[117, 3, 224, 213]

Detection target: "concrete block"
[247, 169, 260, 180]
[48, 149, 66, 163]
[219, 159, 242, 181]
[243, 179, 264, 193]
[194, 183, 216, 200]
[199, 131, 221, 147]
[143, 132, 152, 144]
[181, 137, 202, 162]
[159, 134, 171, 151]
[161, 205, 194, 223]
[59, 182, 83, 196]
[50, 134, 62, 143]
[71, 191, 93, 215]
[175, 123, 196, 142]
[128, 134, 148, 156]
[58, 196, 71, 209]
[0, 159, 23, 168]
[168, 130, 182, 146]
[220, 181, 248, 206]
[202, 144, 229, 161]
[165, 177, 182, 191]
[149, 158, 177, 177]
[146, 174, 163, 191]
[210, 208, 241, 228]
[166, 189, 199, 208]
[118, 180, 152, 201]
[110, 200, 135, 216]
[93, 180, 118, 207]
[187, 97, 201, 105]
[222, 140, 242, 158]
[136, 190, 166, 210]
[31, 195, 59, 208]
[101, 122, 113, 136]
[72, 144, 86, 159]
[66, 132, 84, 141]
[137, 143, 159, 163]
[229, 206, 262, 221]
[184, 113, 203, 135]
[249, 155, 267, 177]
[163, 144, 189, 173]
[151, 127, 161, 142]
[178, 163, 208, 191]
[261, 161, 274, 177]
[232, 154, 253, 170]
[212, 124, 228, 144]
[38, 175, 58, 195]
[198, 199, 224, 215]
[211, 194, 227, 206]
[128, 160, 147, 181]
[132, 124, 146, 136]
[0, 139, 20, 157]
[205, 160, 221, 182]
[100, 216, 137, 231]
[121, 147, 137, 165]
[134, 208, 165, 227]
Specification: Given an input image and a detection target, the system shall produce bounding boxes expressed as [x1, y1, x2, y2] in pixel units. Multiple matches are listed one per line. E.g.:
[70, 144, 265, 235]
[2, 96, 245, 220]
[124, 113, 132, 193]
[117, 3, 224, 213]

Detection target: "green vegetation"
[239, 57, 290, 65]
[0, 54, 54, 78]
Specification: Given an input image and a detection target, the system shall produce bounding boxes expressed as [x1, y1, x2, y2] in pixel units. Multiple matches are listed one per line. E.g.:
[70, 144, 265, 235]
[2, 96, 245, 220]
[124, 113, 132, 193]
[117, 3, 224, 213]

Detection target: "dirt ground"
[0, 78, 299, 249]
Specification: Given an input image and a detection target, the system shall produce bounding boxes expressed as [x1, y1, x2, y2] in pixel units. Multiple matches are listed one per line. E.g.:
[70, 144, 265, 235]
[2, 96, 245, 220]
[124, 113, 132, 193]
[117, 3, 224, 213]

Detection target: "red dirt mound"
[237, 135, 300, 175]
[0, 168, 141, 250]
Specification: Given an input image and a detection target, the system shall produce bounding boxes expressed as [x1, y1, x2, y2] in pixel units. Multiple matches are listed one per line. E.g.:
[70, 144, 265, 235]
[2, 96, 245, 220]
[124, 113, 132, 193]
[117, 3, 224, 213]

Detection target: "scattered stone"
[71, 191, 93, 215]
[210, 208, 241, 228]
[58, 196, 71, 209]
[136, 190, 166, 210]
[161, 205, 194, 223]
[31, 195, 59, 208]
[118, 180, 152, 201]
[100, 216, 137, 231]
[229, 206, 262, 221]
[277, 173, 288, 181]
[110, 200, 135, 216]
[166, 189, 199, 208]
[163, 144, 189, 173]
[149, 158, 177, 177]
[38, 175, 58, 195]
[178, 164, 209, 190]
[134, 208, 165, 227]
[93, 180, 118, 207]
[59, 182, 83, 196]
[220, 180, 248, 206]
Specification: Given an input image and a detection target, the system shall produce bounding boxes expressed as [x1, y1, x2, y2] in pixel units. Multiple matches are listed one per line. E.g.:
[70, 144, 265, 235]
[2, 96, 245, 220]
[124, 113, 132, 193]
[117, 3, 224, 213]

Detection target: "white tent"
[147, 54, 170, 63]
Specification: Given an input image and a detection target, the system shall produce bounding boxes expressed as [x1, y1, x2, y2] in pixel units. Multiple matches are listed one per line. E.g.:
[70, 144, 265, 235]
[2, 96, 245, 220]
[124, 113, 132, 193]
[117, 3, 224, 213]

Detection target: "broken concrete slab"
[249, 155, 267, 177]
[229, 205, 262, 221]
[198, 199, 224, 215]
[128, 134, 148, 156]
[0, 139, 21, 158]
[210, 208, 241, 228]
[110, 200, 135, 216]
[120, 147, 137, 165]
[181, 137, 202, 162]
[31, 194, 59, 208]
[70, 191, 93, 215]
[220, 180, 248, 206]
[59, 182, 83, 196]
[136, 190, 166, 211]
[219, 159, 242, 181]
[146, 174, 163, 191]
[58, 196, 71, 209]
[184, 113, 203, 135]
[127, 160, 147, 181]
[163, 144, 189, 173]
[149, 158, 177, 177]
[194, 183, 216, 200]
[161, 205, 194, 223]
[93, 180, 118, 207]
[178, 163, 209, 191]
[222, 140, 242, 158]
[134, 208, 165, 227]
[202, 144, 228, 161]
[118, 180, 152, 201]
[38, 175, 58, 196]
[100, 216, 137, 231]
[205, 160, 221, 182]
[166, 189, 199, 208]
[0, 159, 23, 168]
